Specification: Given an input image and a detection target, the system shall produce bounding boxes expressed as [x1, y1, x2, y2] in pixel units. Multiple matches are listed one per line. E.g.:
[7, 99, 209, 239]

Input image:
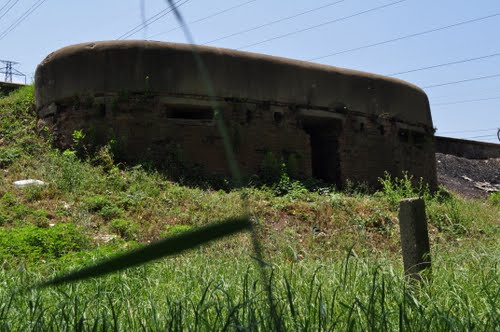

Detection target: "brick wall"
[38, 92, 437, 189]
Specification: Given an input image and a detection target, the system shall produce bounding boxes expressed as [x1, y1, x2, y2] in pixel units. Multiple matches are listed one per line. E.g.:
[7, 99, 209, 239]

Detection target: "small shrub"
[92, 143, 115, 172]
[273, 167, 308, 199]
[285, 153, 300, 178]
[259, 152, 282, 184]
[434, 186, 453, 203]
[24, 185, 45, 202]
[1, 192, 17, 206]
[488, 192, 500, 206]
[0, 212, 8, 226]
[84, 195, 123, 220]
[110, 218, 139, 240]
[0, 223, 90, 262]
[378, 171, 431, 209]
[99, 205, 123, 220]
[31, 209, 50, 227]
[329, 192, 345, 208]
[72, 129, 87, 158]
[53, 150, 86, 192]
[427, 197, 472, 235]
[0, 147, 22, 168]
[0, 197, 50, 226]
[352, 209, 396, 235]
[84, 195, 112, 212]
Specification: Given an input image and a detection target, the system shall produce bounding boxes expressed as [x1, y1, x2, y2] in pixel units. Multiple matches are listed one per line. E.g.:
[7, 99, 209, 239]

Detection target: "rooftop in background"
[0, 81, 25, 95]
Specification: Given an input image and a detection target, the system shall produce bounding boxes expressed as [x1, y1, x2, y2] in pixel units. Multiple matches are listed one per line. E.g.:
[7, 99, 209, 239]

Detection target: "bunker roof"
[35, 40, 432, 127]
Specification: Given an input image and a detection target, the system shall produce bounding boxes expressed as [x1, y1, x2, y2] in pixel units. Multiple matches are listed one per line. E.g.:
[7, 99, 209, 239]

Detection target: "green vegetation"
[489, 191, 500, 206]
[0, 87, 498, 330]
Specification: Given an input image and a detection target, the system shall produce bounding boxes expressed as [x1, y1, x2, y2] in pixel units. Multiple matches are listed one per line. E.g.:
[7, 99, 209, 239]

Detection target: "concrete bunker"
[35, 40, 437, 189]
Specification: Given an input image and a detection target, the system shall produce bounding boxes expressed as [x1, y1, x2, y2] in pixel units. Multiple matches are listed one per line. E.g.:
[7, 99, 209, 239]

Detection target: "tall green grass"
[0, 245, 497, 331]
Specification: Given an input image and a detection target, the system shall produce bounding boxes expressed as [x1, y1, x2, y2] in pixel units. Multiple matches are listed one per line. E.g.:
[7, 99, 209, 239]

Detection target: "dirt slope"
[436, 153, 500, 199]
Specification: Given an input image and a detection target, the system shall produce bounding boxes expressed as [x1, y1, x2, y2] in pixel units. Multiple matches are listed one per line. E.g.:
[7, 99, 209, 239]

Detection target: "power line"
[422, 73, 500, 89]
[463, 134, 497, 139]
[465, 137, 499, 142]
[117, 0, 189, 40]
[150, 0, 259, 39]
[236, 0, 409, 50]
[387, 52, 500, 77]
[439, 128, 498, 135]
[0, 0, 20, 21]
[309, 13, 500, 61]
[483, 136, 500, 142]
[0, 0, 13, 14]
[117, 0, 186, 40]
[432, 96, 500, 106]
[201, 0, 346, 45]
[0, 0, 49, 41]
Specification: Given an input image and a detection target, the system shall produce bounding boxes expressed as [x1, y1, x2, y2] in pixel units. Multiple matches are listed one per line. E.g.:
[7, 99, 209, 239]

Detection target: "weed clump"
[0, 223, 89, 263]
[377, 171, 432, 208]
[109, 218, 139, 240]
[84, 195, 124, 220]
[488, 192, 500, 206]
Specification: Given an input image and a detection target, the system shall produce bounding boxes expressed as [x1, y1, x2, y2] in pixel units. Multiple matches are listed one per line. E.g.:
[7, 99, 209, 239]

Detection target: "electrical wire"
[309, 13, 500, 61]
[432, 96, 500, 106]
[117, 0, 186, 40]
[439, 128, 498, 134]
[0, 0, 48, 41]
[236, 0, 409, 50]
[463, 134, 497, 139]
[387, 52, 500, 76]
[117, 0, 189, 40]
[0, 0, 13, 15]
[422, 73, 500, 89]
[482, 137, 500, 142]
[149, 0, 258, 39]
[0, 0, 20, 21]
[201, 0, 346, 45]
[0, 0, 13, 13]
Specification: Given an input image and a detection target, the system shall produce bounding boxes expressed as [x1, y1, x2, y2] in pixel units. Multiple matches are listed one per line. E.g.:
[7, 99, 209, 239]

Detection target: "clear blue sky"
[1, 0, 499, 142]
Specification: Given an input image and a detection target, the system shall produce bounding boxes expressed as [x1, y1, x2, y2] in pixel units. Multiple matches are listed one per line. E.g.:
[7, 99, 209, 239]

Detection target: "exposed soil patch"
[436, 153, 500, 199]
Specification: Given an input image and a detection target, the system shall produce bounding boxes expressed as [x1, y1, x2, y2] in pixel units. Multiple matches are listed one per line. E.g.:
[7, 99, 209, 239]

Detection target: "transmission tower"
[0, 59, 26, 83]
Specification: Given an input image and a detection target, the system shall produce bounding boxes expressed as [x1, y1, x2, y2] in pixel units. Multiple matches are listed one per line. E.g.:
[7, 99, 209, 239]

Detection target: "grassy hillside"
[0, 86, 498, 330]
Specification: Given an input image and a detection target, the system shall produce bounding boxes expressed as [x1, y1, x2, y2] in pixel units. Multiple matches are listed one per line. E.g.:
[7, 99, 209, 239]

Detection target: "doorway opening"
[303, 118, 342, 187]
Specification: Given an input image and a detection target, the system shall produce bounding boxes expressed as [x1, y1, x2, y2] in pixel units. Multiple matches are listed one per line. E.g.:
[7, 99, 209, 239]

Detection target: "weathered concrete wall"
[35, 40, 437, 188]
[35, 41, 432, 126]
[435, 136, 500, 159]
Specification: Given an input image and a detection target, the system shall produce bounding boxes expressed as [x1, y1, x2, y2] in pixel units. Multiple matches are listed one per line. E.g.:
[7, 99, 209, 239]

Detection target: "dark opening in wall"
[399, 128, 410, 142]
[412, 131, 426, 147]
[303, 118, 342, 187]
[378, 125, 385, 135]
[164, 106, 214, 120]
[246, 109, 253, 124]
[273, 112, 283, 125]
[98, 104, 106, 117]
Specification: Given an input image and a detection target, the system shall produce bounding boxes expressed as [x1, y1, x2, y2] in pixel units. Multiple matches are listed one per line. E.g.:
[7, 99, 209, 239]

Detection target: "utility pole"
[0, 59, 26, 84]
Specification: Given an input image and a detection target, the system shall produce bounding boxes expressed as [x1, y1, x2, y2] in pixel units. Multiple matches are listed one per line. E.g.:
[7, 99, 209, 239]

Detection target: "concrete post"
[398, 198, 431, 282]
